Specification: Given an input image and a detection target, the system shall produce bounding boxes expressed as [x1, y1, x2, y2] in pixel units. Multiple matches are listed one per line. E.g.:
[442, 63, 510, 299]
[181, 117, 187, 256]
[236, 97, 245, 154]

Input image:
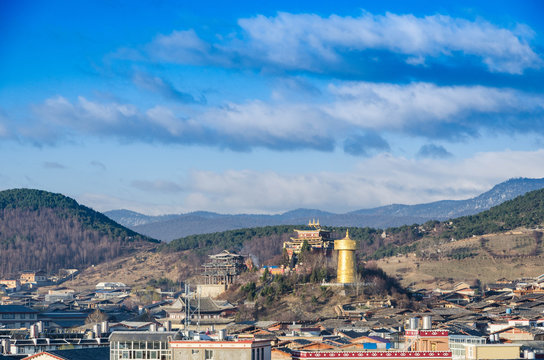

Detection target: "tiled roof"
[0, 305, 37, 313]
[24, 347, 110, 360]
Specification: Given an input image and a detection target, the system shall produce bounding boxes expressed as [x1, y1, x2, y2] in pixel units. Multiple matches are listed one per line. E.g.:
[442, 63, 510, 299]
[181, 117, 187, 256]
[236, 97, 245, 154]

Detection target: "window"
[192, 350, 200, 354]
[2, 314, 15, 319]
[205, 349, 214, 360]
[467, 346, 474, 359]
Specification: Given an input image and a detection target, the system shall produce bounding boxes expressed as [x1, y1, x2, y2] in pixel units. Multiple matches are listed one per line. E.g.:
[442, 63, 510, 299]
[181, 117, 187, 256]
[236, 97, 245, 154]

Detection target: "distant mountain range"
[105, 177, 544, 242]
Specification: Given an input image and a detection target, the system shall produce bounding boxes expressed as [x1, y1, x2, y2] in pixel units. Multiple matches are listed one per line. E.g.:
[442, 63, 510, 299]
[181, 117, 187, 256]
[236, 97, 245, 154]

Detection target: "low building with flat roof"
[0, 305, 38, 329]
[170, 338, 271, 360]
[109, 330, 271, 360]
[109, 331, 180, 360]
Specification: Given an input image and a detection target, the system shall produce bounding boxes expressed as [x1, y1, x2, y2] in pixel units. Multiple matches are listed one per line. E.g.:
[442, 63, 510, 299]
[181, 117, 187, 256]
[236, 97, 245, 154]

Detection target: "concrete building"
[448, 335, 486, 360]
[20, 271, 47, 285]
[0, 305, 38, 329]
[170, 338, 271, 360]
[21, 347, 110, 360]
[0, 279, 20, 292]
[6, 337, 107, 357]
[109, 331, 179, 360]
[109, 331, 271, 360]
[291, 350, 452, 360]
[464, 344, 521, 360]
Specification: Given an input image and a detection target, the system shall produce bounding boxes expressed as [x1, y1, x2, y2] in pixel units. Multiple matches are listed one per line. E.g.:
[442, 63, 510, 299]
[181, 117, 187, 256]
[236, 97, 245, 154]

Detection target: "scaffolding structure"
[202, 250, 245, 285]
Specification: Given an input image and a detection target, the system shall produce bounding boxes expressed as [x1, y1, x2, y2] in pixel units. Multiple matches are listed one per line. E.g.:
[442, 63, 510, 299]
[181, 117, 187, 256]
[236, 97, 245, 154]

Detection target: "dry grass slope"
[377, 227, 544, 289]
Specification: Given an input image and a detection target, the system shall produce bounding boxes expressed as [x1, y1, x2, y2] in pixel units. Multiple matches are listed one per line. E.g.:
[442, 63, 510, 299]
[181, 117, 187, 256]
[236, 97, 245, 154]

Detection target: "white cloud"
[76, 150, 544, 215]
[131, 179, 183, 193]
[146, 11, 542, 74]
[145, 106, 185, 136]
[77, 192, 183, 215]
[201, 101, 336, 150]
[132, 71, 201, 103]
[238, 12, 542, 74]
[20, 82, 544, 149]
[325, 82, 544, 138]
[179, 150, 544, 213]
[148, 29, 224, 66]
[34, 96, 138, 133]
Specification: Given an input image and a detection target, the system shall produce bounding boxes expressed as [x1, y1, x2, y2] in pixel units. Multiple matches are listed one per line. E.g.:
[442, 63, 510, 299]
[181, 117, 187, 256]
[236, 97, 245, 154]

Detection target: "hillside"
[59, 187, 544, 294]
[106, 177, 544, 241]
[374, 188, 544, 289]
[160, 188, 544, 287]
[0, 189, 158, 277]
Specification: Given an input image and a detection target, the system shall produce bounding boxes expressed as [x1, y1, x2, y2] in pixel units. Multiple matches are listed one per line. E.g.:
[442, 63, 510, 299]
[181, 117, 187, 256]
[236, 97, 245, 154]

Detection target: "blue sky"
[1, 0, 544, 215]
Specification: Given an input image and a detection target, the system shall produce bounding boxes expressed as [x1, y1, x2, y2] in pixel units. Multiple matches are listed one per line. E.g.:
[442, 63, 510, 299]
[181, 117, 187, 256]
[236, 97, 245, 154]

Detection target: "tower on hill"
[334, 230, 357, 284]
[283, 219, 334, 259]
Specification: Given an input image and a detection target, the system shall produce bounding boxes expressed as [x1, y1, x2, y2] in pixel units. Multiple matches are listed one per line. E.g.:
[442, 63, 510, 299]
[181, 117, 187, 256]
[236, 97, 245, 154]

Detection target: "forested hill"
[0, 189, 158, 277]
[444, 186, 544, 239]
[165, 188, 544, 264]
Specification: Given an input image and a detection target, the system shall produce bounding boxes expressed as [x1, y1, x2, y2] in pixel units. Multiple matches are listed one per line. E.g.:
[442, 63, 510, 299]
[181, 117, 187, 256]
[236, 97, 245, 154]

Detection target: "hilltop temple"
[283, 219, 334, 259]
[283, 221, 359, 284]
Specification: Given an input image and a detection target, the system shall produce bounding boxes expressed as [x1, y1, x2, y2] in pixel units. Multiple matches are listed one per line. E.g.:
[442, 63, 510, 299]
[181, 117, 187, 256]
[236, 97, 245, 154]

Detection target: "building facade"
[170, 339, 271, 360]
[0, 305, 38, 329]
[283, 220, 333, 259]
[109, 331, 271, 360]
[109, 331, 179, 360]
[202, 251, 246, 285]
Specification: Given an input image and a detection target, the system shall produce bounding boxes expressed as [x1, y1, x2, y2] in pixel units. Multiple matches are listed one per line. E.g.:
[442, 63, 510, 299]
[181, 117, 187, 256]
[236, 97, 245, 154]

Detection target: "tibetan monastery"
[283, 219, 334, 259]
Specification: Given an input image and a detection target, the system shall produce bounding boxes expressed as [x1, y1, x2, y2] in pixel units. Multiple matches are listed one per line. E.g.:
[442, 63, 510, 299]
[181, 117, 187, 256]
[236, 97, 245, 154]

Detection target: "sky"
[1, 0, 544, 215]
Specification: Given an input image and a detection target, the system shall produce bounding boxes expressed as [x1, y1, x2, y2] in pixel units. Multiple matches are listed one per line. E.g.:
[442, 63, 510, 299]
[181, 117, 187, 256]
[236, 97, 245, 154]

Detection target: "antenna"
[184, 284, 189, 331]
[184, 284, 202, 333]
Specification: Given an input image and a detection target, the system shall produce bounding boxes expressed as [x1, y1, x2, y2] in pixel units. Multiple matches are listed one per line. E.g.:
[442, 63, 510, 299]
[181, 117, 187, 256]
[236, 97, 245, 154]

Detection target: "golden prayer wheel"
[334, 230, 357, 284]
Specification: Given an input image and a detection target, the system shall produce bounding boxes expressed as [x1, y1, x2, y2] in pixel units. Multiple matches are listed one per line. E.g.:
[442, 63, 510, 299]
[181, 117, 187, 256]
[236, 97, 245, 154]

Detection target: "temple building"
[202, 250, 246, 285]
[283, 219, 334, 259]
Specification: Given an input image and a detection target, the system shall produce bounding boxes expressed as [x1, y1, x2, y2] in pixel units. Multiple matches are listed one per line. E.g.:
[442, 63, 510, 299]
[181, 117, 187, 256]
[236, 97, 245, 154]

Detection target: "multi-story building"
[6, 336, 108, 357]
[464, 343, 522, 360]
[109, 331, 178, 360]
[170, 338, 271, 360]
[20, 271, 47, 285]
[109, 331, 271, 360]
[0, 279, 20, 292]
[448, 335, 486, 360]
[283, 220, 334, 259]
[0, 305, 38, 329]
[291, 317, 452, 360]
[202, 250, 246, 285]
